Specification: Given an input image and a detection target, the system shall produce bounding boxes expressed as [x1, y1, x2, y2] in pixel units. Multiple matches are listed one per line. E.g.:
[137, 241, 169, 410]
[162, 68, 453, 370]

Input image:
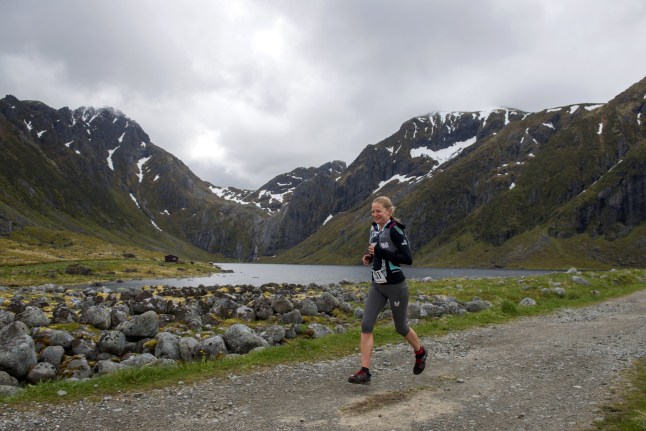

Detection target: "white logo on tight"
[394, 301, 400, 307]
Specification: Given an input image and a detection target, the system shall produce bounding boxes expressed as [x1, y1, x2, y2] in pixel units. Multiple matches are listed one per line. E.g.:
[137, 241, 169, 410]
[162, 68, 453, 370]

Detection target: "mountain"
[1, 75, 645, 269]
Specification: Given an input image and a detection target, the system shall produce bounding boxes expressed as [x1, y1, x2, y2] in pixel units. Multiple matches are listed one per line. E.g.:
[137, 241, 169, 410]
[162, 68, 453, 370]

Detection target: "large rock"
[93, 360, 126, 376]
[315, 292, 340, 314]
[40, 345, 65, 366]
[60, 355, 92, 380]
[271, 296, 294, 314]
[0, 321, 37, 379]
[27, 362, 58, 383]
[280, 309, 303, 325]
[117, 310, 159, 338]
[0, 309, 15, 328]
[120, 353, 158, 368]
[296, 298, 318, 316]
[50, 329, 75, 350]
[98, 331, 126, 356]
[83, 306, 112, 330]
[154, 332, 181, 360]
[0, 370, 19, 387]
[260, 325, 286, 345]
[178, 337, 198, 362]
[15, 306, 50, 328]
[223, 324, 269, 354]
[195, 335, 228, 360]
[71, 338, 99, 360]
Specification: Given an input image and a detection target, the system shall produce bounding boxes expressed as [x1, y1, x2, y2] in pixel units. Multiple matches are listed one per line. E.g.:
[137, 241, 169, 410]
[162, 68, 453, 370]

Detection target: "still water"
[104, 263, 554, 289]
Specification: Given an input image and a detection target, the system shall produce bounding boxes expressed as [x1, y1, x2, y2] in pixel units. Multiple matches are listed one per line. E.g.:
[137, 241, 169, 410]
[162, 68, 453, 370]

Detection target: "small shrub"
[501, 300, 519, 315]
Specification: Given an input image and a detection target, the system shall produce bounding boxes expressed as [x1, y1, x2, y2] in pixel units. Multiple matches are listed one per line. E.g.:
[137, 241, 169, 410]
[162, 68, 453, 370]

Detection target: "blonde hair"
[372, 196, 401, 223]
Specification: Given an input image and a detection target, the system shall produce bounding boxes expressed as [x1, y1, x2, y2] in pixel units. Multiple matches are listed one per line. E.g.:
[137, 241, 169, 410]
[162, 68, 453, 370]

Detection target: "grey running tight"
[361, 280, 410, 336]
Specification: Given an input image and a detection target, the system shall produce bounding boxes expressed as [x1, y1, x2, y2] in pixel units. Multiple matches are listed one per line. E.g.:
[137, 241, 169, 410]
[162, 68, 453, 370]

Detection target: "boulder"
[15, 306, 50, 328]
[154, 332, 181, 360]
[307, 323, 333, 339]
[520, 298, 537, 306]
[271, 296, 294, 314]
[117, 310, 159, 339]
[0, 321, 37, 379]
[27, 362, 58, 383]
[98, 331, 126, 356]
[315, 292, 340, 314]
[280, 309, 303, 325]
[50, 329, 75, 350]
[83, 306, 112, 330]
[52, 303, 77, 324]
[93, 360, 126, 376]
[210, 298, 238, 319]
[195, 335, 228, 360]
[223, 324, 269, 354]
[235, 305, 256, 321]
[0, 309, 15, 328]
[260, 325, 286, 345]
[60, 355, 92, 380]
[0, 370, 19, 387]
[466, 298, 491, 312]
[40, 345, 65, 366]
[71, 338, 99, 360]
[120, 353, 158, 368]
[178, 337, 198, 362]
[251, 298, 273, 320]
[296, 298, 318, 316]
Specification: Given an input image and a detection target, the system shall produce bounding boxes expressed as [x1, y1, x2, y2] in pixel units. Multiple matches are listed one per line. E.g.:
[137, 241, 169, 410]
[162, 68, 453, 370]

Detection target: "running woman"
[348, 196, 427, 384]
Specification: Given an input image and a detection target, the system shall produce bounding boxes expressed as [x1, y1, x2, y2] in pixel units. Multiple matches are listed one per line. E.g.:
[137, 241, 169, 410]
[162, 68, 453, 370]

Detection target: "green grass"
[593, 356, 646, 430]
[2, 268, 646, 431]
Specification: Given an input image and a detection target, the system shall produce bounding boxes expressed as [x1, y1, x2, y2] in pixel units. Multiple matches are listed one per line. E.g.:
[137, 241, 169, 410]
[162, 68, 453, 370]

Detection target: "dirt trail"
[2, 290, 646, 431]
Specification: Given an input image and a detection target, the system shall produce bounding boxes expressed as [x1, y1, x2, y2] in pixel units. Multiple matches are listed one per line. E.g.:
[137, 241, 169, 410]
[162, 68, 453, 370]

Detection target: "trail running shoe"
[413, 346, 427, 375]
[348, 368, 371, 384]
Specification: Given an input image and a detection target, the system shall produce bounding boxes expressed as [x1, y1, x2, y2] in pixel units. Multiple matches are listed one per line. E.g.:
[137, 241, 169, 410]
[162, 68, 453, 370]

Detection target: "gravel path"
[2, 289, 645, 431]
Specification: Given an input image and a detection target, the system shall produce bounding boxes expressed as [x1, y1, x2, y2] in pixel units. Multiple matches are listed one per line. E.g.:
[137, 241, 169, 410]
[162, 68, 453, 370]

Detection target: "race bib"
[372, 269, 387, 284]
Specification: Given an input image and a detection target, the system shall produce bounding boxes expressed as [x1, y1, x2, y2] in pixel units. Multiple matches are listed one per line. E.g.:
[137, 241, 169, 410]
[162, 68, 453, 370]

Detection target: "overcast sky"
[1, 0, 645, 189]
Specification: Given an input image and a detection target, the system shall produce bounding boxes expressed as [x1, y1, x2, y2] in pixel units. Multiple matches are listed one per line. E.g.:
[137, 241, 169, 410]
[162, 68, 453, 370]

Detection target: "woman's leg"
[360, 284, 388, 369]
[360, 332, 374, 368]
[404, 327, 421, 352]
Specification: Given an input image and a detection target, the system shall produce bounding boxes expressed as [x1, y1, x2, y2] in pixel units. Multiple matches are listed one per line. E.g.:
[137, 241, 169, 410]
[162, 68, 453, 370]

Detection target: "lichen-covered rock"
[260, 325, 286, 345]
[71, 338, 99, 360]
[223, 324, 269, 354]
[0, 309, 15, 328]
[83, 305, 112, 330]
[466, 298, 491, 312]
[40, 345, 65, 366]
[120, 353, 158, 368]
[271, 296, 294, 314]
[315, 292, 339, 314]
[27, 362, 58, 383]
[296, 298, 318, 316]
[98, 331, 126, 356]
[93, 359, 126, 376]
[0, 370, 19, 387]
[178, 337, 198, 361]
[0, 321, 37, 379]
[195, 335, 228, 360]
[60, 355, 92, 380]
[117, 310, 159, 339]
[15, 306, 50, 328]
[154, 332, 181, 360]
[307, 323, 333, 339]
[280, 308, 303, 325]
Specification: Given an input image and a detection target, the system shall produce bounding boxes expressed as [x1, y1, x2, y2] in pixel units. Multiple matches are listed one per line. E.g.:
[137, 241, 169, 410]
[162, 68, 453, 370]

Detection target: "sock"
[415, 346, 425, 357]
[361, 367, 371, 375]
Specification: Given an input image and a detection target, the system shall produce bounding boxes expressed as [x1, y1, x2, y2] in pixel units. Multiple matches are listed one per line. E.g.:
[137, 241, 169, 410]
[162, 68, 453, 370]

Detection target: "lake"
[104, 263, 555, 289]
